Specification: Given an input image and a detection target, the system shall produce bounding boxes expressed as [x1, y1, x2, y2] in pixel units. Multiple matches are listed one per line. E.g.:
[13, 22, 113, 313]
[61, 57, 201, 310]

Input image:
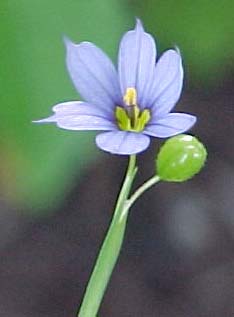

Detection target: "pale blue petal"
[148, 49, 183, 117]
[118, 19, 156, 107]
[54, 116, 116, 131]
[65, 38, 121, 114]
[34, 101, 113, 123]
[144, 113, 196, 137]
[96, 130, 150, 155]
[34, 101, 116, 131]
[52, 101, 112, 119]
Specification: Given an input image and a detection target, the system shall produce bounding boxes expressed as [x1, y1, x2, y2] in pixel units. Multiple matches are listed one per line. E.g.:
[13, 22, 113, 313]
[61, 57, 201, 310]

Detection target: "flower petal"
[34, 101, 116, 131]
[65, 38, 121, 114]
[144, 113, 196, 138]
[34, 101, 112, 122]
[52, 101, 111, 119]
[54, 116, 116, 131]
[96, 130, 150, 155]
[118, 19, 156, 107]
[148, 49, 183, 117]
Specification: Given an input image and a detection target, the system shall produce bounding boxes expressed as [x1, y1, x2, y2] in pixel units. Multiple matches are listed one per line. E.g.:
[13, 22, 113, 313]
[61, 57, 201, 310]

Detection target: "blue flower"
[36, 19, 196, 155]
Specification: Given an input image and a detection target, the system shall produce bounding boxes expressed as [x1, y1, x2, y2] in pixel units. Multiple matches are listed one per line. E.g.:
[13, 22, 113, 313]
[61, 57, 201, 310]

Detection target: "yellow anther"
[116, 87, 150, 132]
[123, 87, 137, 106]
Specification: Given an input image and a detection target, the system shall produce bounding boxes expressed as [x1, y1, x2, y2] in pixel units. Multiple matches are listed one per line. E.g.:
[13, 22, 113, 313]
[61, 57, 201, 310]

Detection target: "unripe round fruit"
[156, 134, 207, 182]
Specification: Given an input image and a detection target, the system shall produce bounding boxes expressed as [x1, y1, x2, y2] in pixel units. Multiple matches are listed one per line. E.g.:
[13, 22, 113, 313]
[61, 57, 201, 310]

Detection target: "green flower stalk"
[78, 155, 137, 317]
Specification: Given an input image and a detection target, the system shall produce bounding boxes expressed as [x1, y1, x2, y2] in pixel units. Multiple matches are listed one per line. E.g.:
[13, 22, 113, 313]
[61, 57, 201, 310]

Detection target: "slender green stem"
[78, 155, 137, 317]
[113, 154, 137, 213]
[125, 175, 160, 211]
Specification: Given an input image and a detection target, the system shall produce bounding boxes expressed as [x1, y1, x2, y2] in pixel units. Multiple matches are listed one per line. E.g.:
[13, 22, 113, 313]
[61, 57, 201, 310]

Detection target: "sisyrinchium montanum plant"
[35, 19, 207, 317]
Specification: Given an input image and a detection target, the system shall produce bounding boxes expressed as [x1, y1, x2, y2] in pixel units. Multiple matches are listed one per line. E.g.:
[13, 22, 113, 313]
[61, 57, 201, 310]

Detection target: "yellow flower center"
[115, 87, 151, 132]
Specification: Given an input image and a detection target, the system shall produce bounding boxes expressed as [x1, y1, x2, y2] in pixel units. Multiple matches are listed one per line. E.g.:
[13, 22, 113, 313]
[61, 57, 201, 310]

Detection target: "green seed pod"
[156, 134, 207, 182]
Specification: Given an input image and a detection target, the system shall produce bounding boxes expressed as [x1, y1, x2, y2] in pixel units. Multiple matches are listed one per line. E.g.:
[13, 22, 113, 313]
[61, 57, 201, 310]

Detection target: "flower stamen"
[124, 87, 137, 106]
[115, 87, 151, 132]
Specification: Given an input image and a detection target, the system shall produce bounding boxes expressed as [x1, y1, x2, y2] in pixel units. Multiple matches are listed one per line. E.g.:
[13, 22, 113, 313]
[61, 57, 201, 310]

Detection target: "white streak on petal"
[52, 101, 112, 119]
[55, 115, 116, 131]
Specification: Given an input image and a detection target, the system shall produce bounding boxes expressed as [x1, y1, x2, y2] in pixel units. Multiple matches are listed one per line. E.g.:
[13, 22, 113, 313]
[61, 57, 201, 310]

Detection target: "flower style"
[36, 19, 196, 155]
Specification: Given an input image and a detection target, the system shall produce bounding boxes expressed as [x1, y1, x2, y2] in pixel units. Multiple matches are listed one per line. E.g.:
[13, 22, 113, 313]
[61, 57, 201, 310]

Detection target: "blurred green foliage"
[0, 0, 233, 213]
[133, 0, 234, 85]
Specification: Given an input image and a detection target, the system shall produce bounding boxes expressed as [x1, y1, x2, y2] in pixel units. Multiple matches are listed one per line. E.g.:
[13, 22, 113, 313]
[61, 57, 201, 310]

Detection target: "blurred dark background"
[1, 0, 234, 316]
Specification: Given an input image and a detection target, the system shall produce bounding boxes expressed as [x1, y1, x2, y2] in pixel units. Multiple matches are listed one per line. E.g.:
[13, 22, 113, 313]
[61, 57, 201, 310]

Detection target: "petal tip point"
[191, 115, 197, 125]
[63, 36, 77, 51]
[174, 45, 181, 55]
[135, 17, 144, 31]
[32, 116, 55, 124]
[63, 35, 71, 45]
